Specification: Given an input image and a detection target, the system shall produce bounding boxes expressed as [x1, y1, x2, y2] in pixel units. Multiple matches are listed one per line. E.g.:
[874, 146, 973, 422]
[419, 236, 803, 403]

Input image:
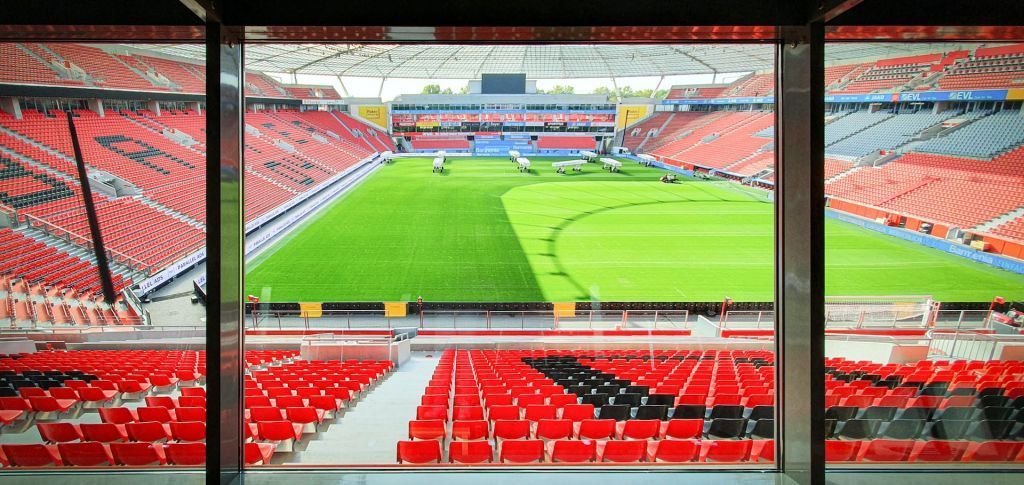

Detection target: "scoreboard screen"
[481, 73, 526, 94]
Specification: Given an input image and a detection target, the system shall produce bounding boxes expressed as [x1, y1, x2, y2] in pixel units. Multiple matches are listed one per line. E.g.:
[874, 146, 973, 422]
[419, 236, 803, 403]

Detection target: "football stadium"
[2, 8, 1024, 481]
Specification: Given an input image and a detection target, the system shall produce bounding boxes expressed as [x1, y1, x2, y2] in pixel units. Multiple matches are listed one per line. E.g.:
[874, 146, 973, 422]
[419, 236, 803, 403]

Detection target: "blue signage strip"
[827, 210, 1024, 275]
[663, 89, 1011, 105]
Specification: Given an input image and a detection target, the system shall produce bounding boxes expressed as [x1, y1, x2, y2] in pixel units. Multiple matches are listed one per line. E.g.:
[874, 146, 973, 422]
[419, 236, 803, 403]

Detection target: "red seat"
[249, 406, 284, 422]
[421, 395, 449, 406]
[702, 440, 752, 462]
[535, 419, 573, 440]
[825, 440, 860, 462]
[245, 442, 276, 465]
[912, 440, 969, 462]
[493, 420, 531, 441]
[599, 439, 647, 463]
[754, 440, 775, 462]
[175, 407, 205, 422]
[286, 406, 326, 430]
[620, 419, 660, 440]
[860, 439, 914, 462]
[77, 386, 118, 405]
[307, 395, 341, 414]
[524, 405, 557, 422]
[964, 441, 1024, 462]
[452, 406, 484, 421]
[110, 442, 166, 465]
[1, 444, 61, 466]
[550, 439, 596, 463]
[649, 439, 698, 462]
[577, 419, 616, 439]
[448, 440, 493, 463]
[126, 421, 171, 442]
[37, 422, 83, 443]
[548, 394, 577, 408]
[451, 420, 489, 441]
[560, 404, 595, 422]
[397, 440, 442, 464]
[28, 396, 77, 413]
[58, 441, 114, 466]
[257, 421, 303, 442]
[409, 419, 446, 441]
[178, 396, 206, 408]
[166, 442, 206, 465]
[417, 405, 449, 421]
[180, 387, 206, 398]
[99, 407, 138, 424]
[170, 421, 206, 442]
[663, 419, 702, 439]
[137, 406, 175, 423]
[146, 396, 177, 409]
[487, 405, 520, 421]
[500, 439, 544, 463]
[80, 423, 128, 443]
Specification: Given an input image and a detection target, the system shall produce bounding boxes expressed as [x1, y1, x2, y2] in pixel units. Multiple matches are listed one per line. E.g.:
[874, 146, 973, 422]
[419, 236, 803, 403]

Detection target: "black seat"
[824, 419, 838, 438]
[613, 393, 641, 407]
[749, 419, 774, 439]
[1013, 396, 1024, 410]
[859, 406, 897, 421]
[835, 419, 880, 440]
[897, 406, 933, 421]
[934, 406, 977, 421]
[635, 405, 668, 421]
[879, 419, 925, 439]
[923, 420, 970, 440]
[747, 405, 774, 421]
[964, 419, 1014, 441]
[976, 388, 1005, 399]
[644, 394, 675, 407]
[977, 406, 1014, 421]
[596, 385, 621, 396]
[0, 387, 16, 398]
[919, 385, 948, 397]
[705, 418, 747, 439]
[947, 387, 977, 397]
[709, 405, 744, 420]
[825, 406, 859, 421]
[625, 385, 649, 397]
[597, 404, 631, 421]
[581, 393, 609, 407]
[568, 385, 592, 397]
[671, 405, 706, 420]
[976, 395, 1012, 408]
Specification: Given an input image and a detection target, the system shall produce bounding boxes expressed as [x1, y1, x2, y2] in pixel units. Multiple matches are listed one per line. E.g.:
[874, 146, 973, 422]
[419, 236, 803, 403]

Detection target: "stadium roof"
[132, 43, 975, 79]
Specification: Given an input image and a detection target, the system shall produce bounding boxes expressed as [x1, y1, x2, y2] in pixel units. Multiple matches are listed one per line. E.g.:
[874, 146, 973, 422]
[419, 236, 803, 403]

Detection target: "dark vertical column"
[776, 21, 826, 485]
[205, 18, 244, 485]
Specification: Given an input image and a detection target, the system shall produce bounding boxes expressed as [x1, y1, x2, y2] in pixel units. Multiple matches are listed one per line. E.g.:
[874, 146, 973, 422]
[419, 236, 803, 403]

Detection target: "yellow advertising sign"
[616, 105, 652, 129]
[553, 302, 577, 318]
[1006, 88, 1024, 101]
[384, 302, 407, 318]
[357, 105, 389, 128]
[299, 302, 322, 318]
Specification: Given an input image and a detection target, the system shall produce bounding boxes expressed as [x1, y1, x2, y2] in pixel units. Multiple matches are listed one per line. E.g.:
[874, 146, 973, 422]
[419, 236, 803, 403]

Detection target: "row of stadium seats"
[535, 136, 595, 150]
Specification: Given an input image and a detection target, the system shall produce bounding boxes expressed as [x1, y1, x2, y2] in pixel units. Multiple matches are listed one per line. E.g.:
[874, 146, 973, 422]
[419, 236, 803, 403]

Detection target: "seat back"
[58, 442, 113, 466]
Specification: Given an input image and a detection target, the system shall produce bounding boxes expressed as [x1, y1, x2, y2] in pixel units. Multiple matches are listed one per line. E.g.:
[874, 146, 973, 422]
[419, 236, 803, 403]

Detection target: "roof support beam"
[336, 76, 350, 97]
[178, 0, 219, 22]
[812, 0, 864, 22]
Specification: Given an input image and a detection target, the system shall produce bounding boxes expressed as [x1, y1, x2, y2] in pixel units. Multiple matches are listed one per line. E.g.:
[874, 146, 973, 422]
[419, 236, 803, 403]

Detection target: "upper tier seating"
[936, 44, 1024, 91]
[724, 74, 774, 98]
[134, 56, 206, 94]
[0, 44, 78, 86]
[825, 63, 871, 89]
[536, 137, 594, 150]
[0, 228, 129, 298]
[839, 54, 942, 94]
[284, 86, 342, 100]
[44, 44, 154, 91]
[666, 86, 728, 99]
[825, 112, 955, 158]
[914, 112, 1024, 159]
[245, 73, 289, 98]
[643, 111, 720, 156]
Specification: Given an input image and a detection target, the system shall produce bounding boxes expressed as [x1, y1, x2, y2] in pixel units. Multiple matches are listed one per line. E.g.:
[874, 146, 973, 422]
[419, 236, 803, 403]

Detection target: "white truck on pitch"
[638, 154, 656, 166]
[508, 150, 521, 160]
[600, 158, 623, 172]
[515, 157, 531, 172]
[381, 150, 394, 163]
[580, 150, 598, 162]
[432, 157, 445, 173]
[436, 150, 446, 161]
[552, 159, 587, 173]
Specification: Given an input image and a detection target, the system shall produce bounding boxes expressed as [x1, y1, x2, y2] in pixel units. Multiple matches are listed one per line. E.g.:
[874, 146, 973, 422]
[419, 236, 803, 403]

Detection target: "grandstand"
[2, 38, 1024, 474]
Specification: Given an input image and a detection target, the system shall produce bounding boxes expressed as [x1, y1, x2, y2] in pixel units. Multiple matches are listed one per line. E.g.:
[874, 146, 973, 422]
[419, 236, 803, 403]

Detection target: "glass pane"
[242, 43, 776, 468]
[823, 42, 1024, 466]
[0, 41, 207, 470]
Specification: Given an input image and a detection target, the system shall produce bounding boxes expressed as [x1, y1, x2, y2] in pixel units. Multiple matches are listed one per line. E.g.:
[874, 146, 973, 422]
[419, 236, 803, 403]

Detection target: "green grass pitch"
[244, 156, 1024, 302]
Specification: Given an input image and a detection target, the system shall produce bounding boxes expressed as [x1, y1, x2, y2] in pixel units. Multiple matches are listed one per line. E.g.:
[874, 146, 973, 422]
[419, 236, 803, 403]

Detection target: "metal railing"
[23, 213, 155, 275]
[722, 307, 934, 330]
[931, 309, 992, 330]
[249, 308, 691, 331]
[927, 330, 1024, 361]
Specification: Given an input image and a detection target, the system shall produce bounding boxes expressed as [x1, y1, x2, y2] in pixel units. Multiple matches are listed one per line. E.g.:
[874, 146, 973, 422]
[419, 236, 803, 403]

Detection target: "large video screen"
[481, 73, 526, 94]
